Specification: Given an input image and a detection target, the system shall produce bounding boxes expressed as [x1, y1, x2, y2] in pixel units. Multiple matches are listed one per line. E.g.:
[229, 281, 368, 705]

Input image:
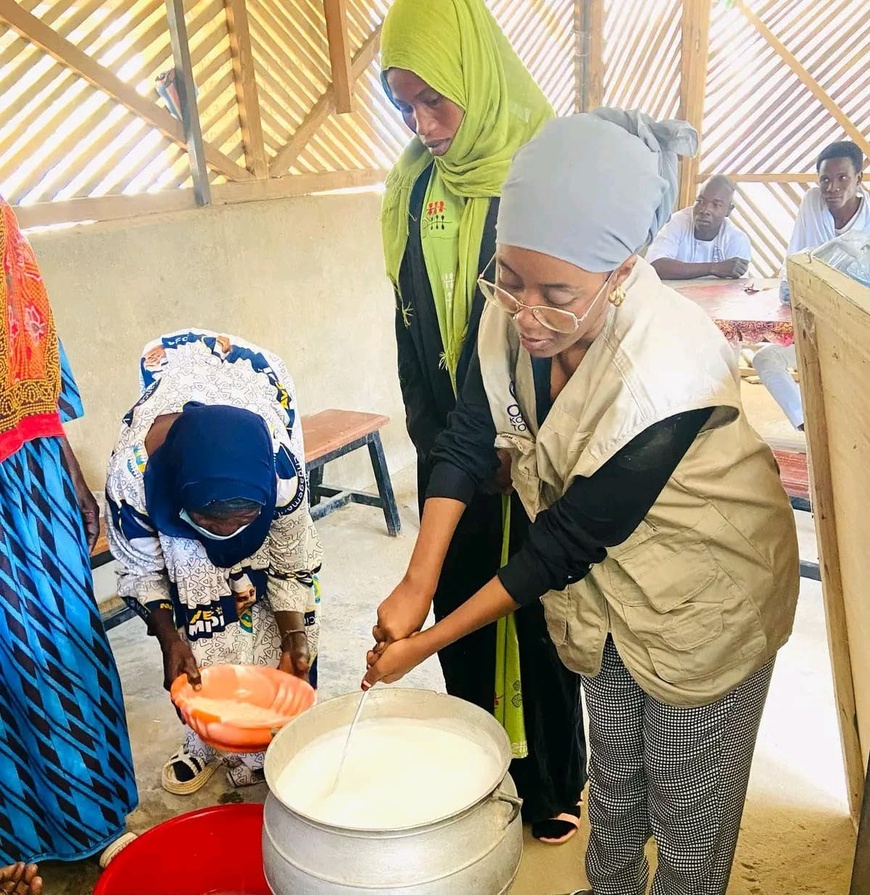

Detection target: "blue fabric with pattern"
[0, 345, 137, 863]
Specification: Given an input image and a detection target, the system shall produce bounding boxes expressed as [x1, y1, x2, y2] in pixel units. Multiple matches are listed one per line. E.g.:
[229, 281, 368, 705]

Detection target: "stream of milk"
[275, 717, 500, 829]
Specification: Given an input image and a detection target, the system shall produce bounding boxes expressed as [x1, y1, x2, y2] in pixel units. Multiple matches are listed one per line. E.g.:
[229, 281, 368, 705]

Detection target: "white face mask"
[179, 509, 254, 541]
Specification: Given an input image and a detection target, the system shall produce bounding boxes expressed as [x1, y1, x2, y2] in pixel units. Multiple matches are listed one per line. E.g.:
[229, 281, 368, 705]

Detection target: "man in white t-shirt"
[754, 140, 868, 430]
[647, 175, 752, 279]
[787, 140, 870, 255]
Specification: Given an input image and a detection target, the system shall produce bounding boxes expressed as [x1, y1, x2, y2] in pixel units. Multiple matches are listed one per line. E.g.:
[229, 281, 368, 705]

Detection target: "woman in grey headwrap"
[364, 109, 800, 895]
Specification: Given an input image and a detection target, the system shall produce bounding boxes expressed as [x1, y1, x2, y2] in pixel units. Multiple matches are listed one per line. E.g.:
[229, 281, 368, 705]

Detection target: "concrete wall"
[27, 191, 415, 489]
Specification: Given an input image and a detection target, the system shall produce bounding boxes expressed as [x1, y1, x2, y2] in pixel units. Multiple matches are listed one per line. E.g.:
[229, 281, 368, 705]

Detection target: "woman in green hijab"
[379, 0, 587, 842]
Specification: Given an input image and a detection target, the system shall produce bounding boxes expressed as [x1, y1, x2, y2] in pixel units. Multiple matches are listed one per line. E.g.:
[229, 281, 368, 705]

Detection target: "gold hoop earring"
[609, 285, 626, 307]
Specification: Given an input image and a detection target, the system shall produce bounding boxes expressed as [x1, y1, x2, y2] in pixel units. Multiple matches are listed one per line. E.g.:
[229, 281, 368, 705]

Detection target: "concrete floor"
[41, 381, 855, 895]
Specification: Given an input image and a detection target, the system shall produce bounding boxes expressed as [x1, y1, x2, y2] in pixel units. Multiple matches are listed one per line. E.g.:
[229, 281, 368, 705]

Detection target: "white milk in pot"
[263, 688, 524, 895]
[276, 717, 501, 829]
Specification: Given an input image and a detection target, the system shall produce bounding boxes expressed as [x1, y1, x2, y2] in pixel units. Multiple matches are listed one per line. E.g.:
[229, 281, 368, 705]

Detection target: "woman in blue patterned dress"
[0, 197, 138, 867]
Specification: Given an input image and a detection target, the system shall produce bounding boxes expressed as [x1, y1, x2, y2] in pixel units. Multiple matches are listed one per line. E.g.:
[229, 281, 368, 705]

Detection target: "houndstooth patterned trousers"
[581, 637, 774, 895]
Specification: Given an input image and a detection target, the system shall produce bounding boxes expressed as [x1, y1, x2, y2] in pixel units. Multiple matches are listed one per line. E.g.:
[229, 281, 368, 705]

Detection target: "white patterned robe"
[106, 330, 322, 771]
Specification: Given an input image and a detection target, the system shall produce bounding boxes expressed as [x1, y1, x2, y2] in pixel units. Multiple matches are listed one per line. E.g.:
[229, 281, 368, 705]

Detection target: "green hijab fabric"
[380, 0, 554, 370]
[380, 0, 550, 756]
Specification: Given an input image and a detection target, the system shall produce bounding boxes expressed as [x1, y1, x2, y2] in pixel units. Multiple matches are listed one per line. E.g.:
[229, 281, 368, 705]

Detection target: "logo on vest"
[507, 382, 527, 432]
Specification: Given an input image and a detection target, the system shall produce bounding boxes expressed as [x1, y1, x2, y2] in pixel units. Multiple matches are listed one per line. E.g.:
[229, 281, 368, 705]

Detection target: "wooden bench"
[773, 448, 811, 511]
[90, 519, 138, 631]
[302, 409, 401, 536]
[772, 448, 820, 583]
[90, 525, 112, 569]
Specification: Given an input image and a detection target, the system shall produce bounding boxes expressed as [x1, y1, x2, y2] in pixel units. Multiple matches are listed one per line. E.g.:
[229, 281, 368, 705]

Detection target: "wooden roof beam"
[323, 0, 353, 114]
[696, 172, 819, 182]
[270, 23, 381, 177]
[576, 0, 604, 113]
[166, 0, 210, 206]
[0, 0, 253, 182]
[12, 169, 389, 229]
[732, 0, 870, 159]
[225, 0, 268, 178]
[677, 0, 712, 208]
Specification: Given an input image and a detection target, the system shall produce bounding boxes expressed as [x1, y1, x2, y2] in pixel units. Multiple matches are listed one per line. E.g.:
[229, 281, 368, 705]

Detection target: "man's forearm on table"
[651, 257, 712, 279]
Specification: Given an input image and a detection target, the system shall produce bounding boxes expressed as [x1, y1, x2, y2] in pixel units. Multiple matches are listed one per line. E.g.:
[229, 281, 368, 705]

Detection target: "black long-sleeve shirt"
[428, 349, 714, 605]
[395, 163, 500, 463]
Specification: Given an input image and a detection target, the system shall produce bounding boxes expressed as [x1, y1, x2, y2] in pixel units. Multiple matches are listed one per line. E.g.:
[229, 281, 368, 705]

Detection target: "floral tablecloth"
[671, 280, 794, 347]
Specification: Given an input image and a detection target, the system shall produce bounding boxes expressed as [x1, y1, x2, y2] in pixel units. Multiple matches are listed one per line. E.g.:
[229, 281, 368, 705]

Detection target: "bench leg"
[367, 432, 401, 536]
[799, 559, 821, 582]
[309, 466, 324, 507]
[790, 495, 812, 513]
[102, 605, 138, 631]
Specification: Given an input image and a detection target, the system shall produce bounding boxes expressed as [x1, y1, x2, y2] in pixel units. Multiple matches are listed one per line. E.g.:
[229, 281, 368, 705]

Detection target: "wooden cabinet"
[789, 256, 870, 893]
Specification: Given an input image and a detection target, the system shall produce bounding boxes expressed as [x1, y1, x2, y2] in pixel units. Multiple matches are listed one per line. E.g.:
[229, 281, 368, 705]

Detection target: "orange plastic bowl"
[170, 664, 316, 753]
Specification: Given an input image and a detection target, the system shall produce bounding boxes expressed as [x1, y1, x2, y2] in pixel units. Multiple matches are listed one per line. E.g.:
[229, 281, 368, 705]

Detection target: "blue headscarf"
[144, 403, 277, 568]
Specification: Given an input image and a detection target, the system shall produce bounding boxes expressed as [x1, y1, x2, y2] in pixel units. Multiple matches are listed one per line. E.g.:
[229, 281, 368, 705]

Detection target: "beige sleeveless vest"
[479, 259, 799, 705]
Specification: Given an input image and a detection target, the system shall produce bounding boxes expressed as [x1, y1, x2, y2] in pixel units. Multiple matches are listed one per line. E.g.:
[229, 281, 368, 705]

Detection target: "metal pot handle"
[491, 791, 523, 828]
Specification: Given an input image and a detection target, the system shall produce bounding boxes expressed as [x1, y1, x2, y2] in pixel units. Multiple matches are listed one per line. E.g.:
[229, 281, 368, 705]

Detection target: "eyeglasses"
[477, 270, 613, 334]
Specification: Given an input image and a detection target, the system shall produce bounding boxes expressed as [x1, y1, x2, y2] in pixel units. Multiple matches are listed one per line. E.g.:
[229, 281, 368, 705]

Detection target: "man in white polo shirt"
[647, 175, 752, 279]
[754, 140, 869, 430]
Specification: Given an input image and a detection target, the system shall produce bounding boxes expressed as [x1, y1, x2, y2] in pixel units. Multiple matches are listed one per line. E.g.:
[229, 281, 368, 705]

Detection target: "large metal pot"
[263, 688, 523, 894]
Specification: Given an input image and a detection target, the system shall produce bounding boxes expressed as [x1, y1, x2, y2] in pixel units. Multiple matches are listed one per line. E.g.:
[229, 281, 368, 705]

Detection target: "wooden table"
[668, 279, 818, 582]
[668, 278, 793, 345]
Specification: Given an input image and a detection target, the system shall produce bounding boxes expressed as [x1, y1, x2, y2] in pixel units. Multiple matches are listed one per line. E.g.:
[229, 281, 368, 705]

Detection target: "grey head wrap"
[497, 108, 699, 272]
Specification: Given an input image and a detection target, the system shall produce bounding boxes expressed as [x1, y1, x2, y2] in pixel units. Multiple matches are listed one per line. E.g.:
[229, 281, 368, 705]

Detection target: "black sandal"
[531, 801, 582, 845]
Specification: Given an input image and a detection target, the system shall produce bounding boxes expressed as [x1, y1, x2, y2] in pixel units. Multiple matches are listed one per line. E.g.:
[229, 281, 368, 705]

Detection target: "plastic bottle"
[812, 230, 870, 287]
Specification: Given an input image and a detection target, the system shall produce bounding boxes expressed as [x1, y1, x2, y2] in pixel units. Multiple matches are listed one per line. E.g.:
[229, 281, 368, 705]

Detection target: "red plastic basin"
[93, 804, 270, 895]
